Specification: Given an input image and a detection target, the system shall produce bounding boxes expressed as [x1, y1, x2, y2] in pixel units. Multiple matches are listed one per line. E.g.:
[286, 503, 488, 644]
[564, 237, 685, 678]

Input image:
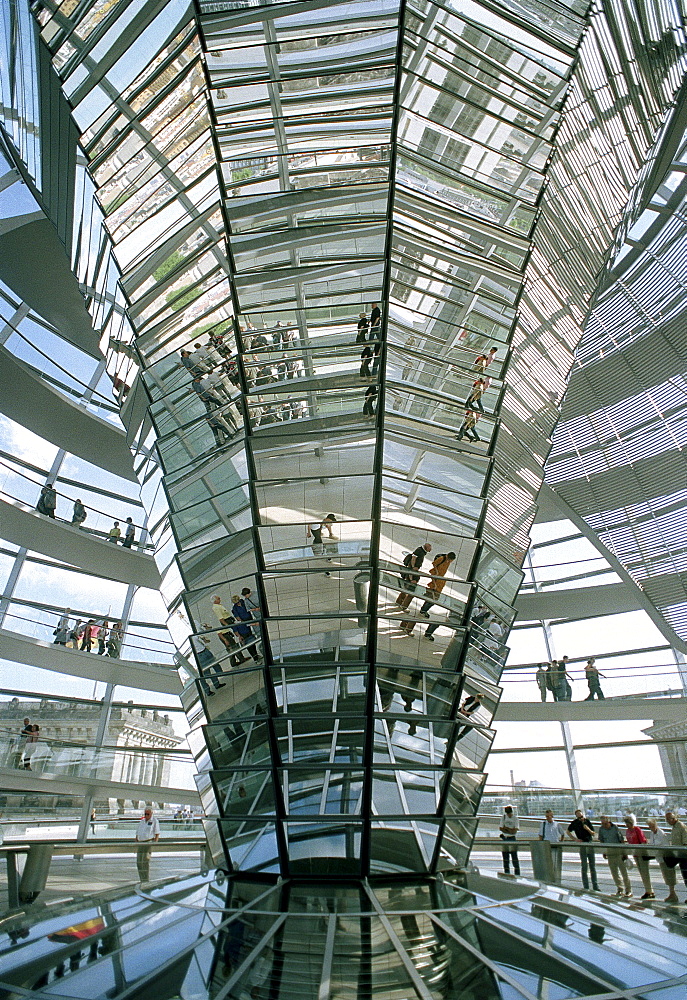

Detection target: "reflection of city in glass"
[1, 0, 687, 996]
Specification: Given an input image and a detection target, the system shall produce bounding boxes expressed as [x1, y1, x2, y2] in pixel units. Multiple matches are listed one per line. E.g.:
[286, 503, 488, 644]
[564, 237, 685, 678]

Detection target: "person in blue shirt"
[231, 596, 261, 662]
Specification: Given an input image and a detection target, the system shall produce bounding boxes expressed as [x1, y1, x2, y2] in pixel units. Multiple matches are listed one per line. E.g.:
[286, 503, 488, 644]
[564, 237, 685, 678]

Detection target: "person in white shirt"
[499, 804, 520, 875]
[647, 817, 678, 901]
[201, 371, 232, 400]
[539, 809, 565, 880]
[189, 343, 213, 372]
[135, 807, 160, 881]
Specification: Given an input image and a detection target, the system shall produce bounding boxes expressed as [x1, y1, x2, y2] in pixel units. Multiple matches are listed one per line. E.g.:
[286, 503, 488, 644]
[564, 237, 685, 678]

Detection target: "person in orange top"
[400, 552, 455, 635]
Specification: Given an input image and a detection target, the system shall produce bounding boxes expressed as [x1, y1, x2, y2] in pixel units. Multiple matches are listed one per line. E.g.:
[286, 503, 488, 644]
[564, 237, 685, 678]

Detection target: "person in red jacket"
[624, 814, 654, 899]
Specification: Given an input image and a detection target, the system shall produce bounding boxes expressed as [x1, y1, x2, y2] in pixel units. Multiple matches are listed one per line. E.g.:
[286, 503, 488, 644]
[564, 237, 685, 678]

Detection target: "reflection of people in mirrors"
[455, 692, 484, 740]
[371, 342, 381, 377]
[369, 302, 381, 333]
[192, 628, 229, 694]
[363, 384, 377, 417]
[464, 378, 486, 414]
[396, 542, 432, 610]
[307, 514, 337, 544]
[231, 597, 262, 662]
[456, 409, 480, 442]
[459, 693, 483, 718]
[401, 335, 417, 380]
[211, 596, 248, 663]
[401, 552, 455, 635]
[307, 515, 338, 576]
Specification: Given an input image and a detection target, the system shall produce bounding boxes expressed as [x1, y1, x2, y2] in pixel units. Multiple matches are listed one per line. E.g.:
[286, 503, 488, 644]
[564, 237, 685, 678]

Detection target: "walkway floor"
[0, 851, 203, 913]
[473, 851, 687, 905]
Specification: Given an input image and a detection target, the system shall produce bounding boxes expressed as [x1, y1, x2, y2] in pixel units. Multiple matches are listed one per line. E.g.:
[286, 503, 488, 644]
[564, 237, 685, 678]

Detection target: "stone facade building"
[0, 698, 181, 813]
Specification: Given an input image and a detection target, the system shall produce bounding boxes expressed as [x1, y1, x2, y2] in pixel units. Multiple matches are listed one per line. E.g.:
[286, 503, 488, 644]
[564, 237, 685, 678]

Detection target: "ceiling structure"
[546, 100, 687, 647]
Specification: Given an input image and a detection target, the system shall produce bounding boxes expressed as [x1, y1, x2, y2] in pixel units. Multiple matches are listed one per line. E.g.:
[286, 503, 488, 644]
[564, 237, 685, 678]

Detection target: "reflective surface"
[2, 871, 687, 999]
[29, 0, 687, 884]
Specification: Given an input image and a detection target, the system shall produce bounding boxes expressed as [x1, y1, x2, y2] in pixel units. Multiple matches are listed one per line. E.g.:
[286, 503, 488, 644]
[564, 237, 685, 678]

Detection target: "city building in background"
[0, 697, 180, 813]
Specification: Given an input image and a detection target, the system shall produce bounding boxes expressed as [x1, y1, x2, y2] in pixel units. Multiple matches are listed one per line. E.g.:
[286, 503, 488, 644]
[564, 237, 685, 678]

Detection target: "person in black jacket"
[356, 313, 369, 343]
[363, 384, 377, 417]
[396, 542, 432, 610]
[567, 808, 599, 891]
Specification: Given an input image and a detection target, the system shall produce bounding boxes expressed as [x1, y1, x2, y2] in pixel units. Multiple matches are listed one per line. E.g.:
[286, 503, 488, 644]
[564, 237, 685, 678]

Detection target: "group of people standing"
[35, 486, 137, 546]
[536, 657, 605, 701]
[533, 807, 687, 902]
[52, 611, 123, 658]
[106, 518, 136, 547]
[192, 591, 263, 694]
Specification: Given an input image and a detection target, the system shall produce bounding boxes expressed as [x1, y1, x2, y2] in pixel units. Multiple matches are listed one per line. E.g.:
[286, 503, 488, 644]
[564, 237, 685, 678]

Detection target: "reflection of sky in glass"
[0, 177, 39, 220]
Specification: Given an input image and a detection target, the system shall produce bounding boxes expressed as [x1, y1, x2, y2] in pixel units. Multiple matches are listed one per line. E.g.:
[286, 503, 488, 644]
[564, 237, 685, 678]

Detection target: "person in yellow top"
[107, 521, 121, 543]
[211, 595, 241, 655]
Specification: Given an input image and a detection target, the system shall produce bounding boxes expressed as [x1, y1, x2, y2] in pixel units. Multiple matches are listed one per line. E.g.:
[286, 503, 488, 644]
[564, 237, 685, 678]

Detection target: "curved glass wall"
[0, 0, 186, 843]
[26, 0, 687, 886]
[1, 0, 687, 996]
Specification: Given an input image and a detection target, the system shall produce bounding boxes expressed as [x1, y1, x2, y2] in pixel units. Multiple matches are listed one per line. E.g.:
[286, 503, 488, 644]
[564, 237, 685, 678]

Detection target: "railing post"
[6, 850, 20, 909]
[18, 844, 53, 904]
[530, 839, 560, 884]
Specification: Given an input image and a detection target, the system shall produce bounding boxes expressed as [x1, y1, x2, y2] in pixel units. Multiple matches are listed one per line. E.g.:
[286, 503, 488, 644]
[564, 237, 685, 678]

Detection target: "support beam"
[0, 629, 180, 694]
[0, 346, 137, 481]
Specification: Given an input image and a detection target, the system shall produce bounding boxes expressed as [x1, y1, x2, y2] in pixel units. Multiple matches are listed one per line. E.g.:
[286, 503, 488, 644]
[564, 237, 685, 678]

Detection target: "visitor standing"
[536, 664, 548, 702]
[598, 816, 631, 896]
[72, 499, 87, 527]
[584, 658, 605, 700]
[135, 808, 160, 881]
[646, 817, 677, 901]
[567, 809, 599, 891]
[624, 814, 654, 899]
[499, 804, 520, 876]
[36, 483, 57, 518]
[122, 518, 135, 548]
[539, 809, 565, 881]
[664, 811, 687, 903]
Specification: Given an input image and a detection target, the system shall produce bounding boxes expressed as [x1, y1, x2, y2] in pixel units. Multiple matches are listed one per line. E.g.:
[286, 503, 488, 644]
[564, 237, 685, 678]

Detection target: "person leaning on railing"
[664, 811, 687, 903]
[598, 815, 632, 897]
[624, 814, 654, 899]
